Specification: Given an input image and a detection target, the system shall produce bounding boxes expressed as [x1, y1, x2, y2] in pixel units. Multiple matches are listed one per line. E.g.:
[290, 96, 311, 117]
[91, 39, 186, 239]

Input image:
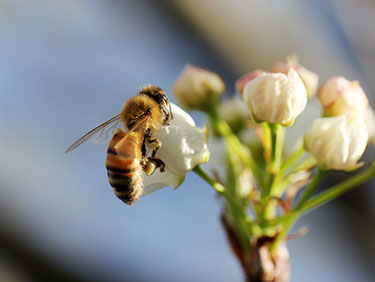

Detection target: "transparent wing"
[65, 114, 124, 153]
[111, 113, 152, 151]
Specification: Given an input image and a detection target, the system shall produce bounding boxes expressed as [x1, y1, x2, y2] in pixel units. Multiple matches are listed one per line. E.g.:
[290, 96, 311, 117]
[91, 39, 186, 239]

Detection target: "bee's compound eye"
[157, 94, 167, 103]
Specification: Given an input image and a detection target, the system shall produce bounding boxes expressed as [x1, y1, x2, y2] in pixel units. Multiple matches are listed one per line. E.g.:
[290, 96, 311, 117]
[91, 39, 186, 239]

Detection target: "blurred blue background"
[0, 1, 374, 281]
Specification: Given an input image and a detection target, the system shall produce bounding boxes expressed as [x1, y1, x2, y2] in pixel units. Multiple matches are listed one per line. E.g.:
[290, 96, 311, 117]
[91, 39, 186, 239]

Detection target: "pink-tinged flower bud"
[305, 113, 368, 171]
[243, 69, 307, 127]
[318, 77, 369, 116]
[172, 64, 225, 110]
[235, 70, 266, 96]
[271, 61, 319, 98]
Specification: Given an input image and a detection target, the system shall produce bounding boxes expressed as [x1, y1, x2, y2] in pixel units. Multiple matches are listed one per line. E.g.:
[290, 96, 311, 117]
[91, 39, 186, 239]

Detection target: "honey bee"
[65, 85, 172, 205]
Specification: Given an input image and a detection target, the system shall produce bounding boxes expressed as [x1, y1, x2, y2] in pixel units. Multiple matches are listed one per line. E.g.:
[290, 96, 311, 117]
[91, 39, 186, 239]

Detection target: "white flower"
[305, 114, 368, 171]
[238, 168, 254, 198]
[318, 77, 368, 117]
[364, 106, 375, 145]
[235, 70, 266, 96]
[142, 103, 210, 196]
[172, 64, 225, 110]
[142, 169, 185, 197]
[243, 69, 307, 126]
[219, 97, 250, 133]
[271, 61, 319, 98]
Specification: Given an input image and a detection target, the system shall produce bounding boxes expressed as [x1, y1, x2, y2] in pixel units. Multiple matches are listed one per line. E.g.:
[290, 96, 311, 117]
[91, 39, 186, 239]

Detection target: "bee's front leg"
[145, 135, 162, 158]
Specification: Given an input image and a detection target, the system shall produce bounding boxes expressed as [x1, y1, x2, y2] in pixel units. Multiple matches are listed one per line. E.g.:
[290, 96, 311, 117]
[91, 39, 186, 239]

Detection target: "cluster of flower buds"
[143, 58, 373, 196]
[123, 59, 374, 282]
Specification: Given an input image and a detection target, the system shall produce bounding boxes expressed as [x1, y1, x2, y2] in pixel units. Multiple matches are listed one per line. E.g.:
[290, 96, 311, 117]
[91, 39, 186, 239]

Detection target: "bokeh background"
[0, 0, 374, 281]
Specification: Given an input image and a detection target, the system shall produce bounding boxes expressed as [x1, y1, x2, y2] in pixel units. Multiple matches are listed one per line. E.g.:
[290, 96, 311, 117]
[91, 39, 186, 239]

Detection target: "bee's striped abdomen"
[105, 129, 143, 205]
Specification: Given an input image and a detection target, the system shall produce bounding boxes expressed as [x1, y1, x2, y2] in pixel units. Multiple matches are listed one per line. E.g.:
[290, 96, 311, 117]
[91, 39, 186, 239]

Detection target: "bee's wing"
[113, 112, 152, 149]
[126, 112, 152, 136]
[65, 114, 124, 153]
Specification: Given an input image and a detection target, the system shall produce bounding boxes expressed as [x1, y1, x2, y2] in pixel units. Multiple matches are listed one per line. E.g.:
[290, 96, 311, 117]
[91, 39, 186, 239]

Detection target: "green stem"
[279, 146, 305, 178]
[302, 161, 375, 213]
[193, 165, 225, 193]
[192, 165, 262, 236]
[269, 146, 306, 197]
[270, 167, 326, 251]
[261, 124, 285, 220]
[270, 123, 284, 173]
[270, 163, 375, 251]
[292, 155, 317, 173]
[295, 168, 326, 210]
[207, 106, 262, 183]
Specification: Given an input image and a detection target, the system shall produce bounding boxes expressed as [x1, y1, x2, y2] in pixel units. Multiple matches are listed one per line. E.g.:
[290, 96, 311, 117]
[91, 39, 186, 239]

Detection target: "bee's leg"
[142, 158, 165, 175]
[140, 140, 156, 176]
[145, 135, 162, 158]
[149, 158, 165, 172]
[143, 158, 157, 176]
[140, 140, 148, 166]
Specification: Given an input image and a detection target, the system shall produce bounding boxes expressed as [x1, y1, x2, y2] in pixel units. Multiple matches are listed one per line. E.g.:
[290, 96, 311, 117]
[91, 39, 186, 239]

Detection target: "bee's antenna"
[169, 103, 173, 119]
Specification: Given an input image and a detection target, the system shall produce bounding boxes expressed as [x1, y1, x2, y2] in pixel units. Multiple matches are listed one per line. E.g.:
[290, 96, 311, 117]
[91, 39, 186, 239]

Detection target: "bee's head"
[139, 84, 173, 124]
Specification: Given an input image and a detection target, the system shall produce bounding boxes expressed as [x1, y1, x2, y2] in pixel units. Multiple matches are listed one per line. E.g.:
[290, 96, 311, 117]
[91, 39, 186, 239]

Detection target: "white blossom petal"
[154, 125, 209, 175]
[364, 106, 375, 145]
[243, 69, 307, 126]
[169, 103, 196, 127]
[142, 169, 185, 197]
[140, 103, 209, 197]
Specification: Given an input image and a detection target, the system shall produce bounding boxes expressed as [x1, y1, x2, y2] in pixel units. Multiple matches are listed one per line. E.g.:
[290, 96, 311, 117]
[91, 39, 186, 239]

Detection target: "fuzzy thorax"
[121, 95, 164, 132]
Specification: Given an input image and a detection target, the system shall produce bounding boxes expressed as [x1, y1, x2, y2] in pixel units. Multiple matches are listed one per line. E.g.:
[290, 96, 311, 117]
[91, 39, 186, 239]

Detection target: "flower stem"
[207, 105, 262, 183]
[192, 165, 262, 236]
[270, 163, 375, 251]
[279, 146, 305, 178]
[302, 161, 375, 214]
[192, 165, 225, 193]
[295, 167, 326, 210]
[269, 146, 306, 197]
[270, 123, 285, 173]
[270, 167, 326, 251]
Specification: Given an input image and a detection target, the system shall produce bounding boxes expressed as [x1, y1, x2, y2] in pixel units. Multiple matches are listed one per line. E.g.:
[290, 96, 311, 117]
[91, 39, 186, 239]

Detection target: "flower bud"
[271, 61, 319, 98]
[318, 77, 369, 117]
[364, 106, 375, 145]
[243, 69, 307, 126]
[172, 64, 225, 110]
[219, 97, 250, 133]
[305, 114, 368, 171]
[235, 70, 266, 96]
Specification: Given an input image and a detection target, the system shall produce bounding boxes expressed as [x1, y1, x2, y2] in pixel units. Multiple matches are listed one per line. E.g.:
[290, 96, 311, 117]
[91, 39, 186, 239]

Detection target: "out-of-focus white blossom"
[243, 69, 307, 126]
[142, 103, 210, 196]
[172, 64, 225, 110]
[271, 61, 319, 98]
[318, 77, 368, 117]
[235, 70, 266, 96]
[305, 114, 368, 171]
[219, 97, 250, 133]
[364, 106, 375, 145]
[238, 168, 254, 198]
